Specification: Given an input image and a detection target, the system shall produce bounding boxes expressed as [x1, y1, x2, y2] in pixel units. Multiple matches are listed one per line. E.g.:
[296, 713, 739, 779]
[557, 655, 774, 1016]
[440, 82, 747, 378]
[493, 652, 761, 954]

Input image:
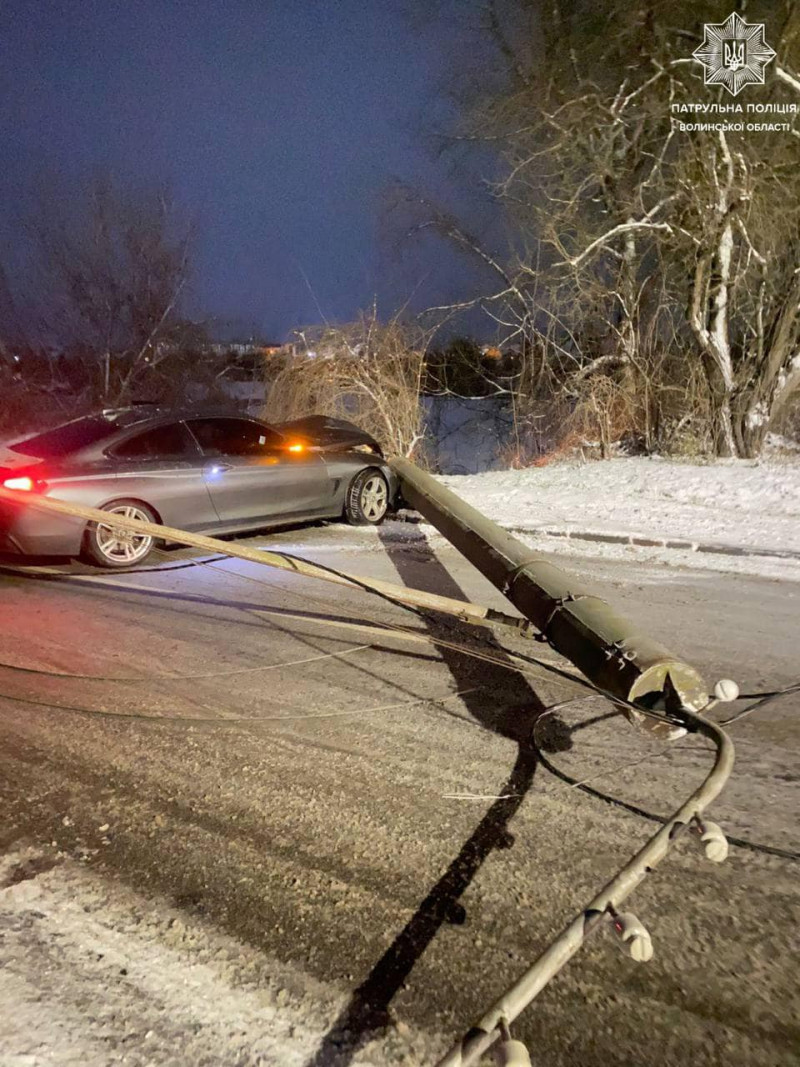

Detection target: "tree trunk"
[714, 396, 737, 457]
[731, 270, 800, 458]
[732, 403, 767, 459]
[701, 354, 737, 456]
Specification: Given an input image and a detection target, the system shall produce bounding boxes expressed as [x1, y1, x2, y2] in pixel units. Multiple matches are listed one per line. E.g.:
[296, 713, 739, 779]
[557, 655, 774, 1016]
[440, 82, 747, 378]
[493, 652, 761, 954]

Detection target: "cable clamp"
[540, 592, 589, 636]
[493, 1019, 532, 1066]
[606, 905, 654, 962]
[691, 816, 729, 863]
[603, 639, 637, 669]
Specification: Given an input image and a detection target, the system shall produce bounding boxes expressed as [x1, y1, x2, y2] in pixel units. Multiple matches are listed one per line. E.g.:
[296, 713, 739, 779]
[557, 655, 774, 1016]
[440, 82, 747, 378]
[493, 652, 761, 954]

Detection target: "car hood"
[274, 416, 383, 455]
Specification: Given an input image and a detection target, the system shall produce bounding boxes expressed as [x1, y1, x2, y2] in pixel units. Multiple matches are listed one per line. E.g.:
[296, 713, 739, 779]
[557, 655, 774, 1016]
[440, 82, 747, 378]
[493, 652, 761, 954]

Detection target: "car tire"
[82, 499, 158, 569]
[344, 469, 390, 526]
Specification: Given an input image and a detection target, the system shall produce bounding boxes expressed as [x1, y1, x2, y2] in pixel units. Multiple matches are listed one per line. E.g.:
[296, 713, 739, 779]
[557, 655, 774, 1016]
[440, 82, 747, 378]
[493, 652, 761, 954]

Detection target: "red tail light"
[2, 475, 45, 492]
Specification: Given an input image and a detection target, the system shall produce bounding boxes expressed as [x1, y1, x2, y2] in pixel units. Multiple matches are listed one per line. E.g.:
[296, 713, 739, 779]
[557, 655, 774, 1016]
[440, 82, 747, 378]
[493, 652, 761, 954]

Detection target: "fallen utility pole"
[0, 486, 524, 632]
[390, 458, 708, 722]
[389, 466, 733, 1067]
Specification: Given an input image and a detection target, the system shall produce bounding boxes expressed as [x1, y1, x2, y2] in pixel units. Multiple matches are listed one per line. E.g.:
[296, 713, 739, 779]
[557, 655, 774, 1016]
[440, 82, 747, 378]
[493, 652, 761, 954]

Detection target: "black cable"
[737, 684, 800, 700]
[0, 537, 763, 729]
[7, 541, 799, 724]
[717, 683, 800, 726]
[7, 675, 797, 863]
[266, 548, 430, 622]
[114, 552, 231, 574]
[190, 546, 696, 726]
[197, 552, 702, 731]
[6, 538, 795, 748]
[7, 536, 797, 867]
[150, 545, 800, 732]
[2, 543, 694, 728]
[531, 697, 800, 864]
[0, 553, 230, 581]
[533, 742, 800, 862]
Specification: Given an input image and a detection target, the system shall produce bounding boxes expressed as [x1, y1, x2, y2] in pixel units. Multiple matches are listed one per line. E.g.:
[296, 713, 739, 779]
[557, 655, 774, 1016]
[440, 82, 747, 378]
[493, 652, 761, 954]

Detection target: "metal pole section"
[436, 711, 734, 1067]
[0, 486, 523, 630]
[390, 458, 708, 717]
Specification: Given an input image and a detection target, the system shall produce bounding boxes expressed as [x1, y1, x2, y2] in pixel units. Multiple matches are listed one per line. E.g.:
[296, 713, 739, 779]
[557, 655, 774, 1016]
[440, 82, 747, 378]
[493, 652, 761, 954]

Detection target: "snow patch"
[437, 455, 800, 557]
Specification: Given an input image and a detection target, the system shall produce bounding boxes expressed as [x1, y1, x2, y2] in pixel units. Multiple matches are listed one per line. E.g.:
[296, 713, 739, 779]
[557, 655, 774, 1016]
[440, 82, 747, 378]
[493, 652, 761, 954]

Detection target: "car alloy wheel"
[359, 473, 388, 522]
[94, 504, 154, 565]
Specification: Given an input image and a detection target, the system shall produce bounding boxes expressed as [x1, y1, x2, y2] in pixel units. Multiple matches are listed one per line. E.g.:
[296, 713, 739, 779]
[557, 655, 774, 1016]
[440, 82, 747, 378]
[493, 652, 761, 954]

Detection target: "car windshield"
[9, 416, 119, 459]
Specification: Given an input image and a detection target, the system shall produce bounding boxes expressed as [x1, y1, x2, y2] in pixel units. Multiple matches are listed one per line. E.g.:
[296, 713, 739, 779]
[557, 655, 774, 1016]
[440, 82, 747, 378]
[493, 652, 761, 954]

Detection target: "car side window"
[111, 422, 200, 460]
[186, 418, 282, 457]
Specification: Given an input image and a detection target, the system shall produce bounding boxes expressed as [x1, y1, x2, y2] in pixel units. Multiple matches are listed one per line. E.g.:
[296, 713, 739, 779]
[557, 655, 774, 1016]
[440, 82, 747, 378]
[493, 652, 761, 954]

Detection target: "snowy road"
[1, 520, 798, 1066]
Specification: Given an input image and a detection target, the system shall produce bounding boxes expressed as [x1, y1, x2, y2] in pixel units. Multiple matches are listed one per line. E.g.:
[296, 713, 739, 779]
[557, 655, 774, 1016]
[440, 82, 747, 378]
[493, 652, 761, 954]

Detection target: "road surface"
[1, 520, 798, 1066]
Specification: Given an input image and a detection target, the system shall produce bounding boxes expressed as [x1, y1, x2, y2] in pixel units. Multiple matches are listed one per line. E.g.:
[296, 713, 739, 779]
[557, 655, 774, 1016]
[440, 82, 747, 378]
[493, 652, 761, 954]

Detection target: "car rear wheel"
[345, 469, 389, 525]
[83, 500, 157, 568]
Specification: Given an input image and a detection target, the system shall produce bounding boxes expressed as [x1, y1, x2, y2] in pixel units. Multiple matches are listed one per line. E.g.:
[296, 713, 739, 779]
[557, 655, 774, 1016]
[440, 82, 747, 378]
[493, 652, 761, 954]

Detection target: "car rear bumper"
[0, 498, 86, 557]
[0, 527, 24, 554]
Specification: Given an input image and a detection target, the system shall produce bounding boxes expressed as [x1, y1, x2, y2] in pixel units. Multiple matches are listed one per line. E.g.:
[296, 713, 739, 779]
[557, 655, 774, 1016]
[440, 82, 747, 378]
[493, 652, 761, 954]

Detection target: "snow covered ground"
[0, 846, 415, 1067]
[431, 455, 800, 580]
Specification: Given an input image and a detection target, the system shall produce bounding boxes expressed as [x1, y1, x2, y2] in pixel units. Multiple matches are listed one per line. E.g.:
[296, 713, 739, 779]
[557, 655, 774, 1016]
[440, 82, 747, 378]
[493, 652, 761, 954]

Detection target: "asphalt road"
[1, 520, 798, 1067]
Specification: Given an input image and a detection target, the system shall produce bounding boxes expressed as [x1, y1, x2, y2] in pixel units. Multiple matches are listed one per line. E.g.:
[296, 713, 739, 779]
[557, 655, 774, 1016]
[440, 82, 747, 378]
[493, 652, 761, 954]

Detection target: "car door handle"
[205, 461, 234, 474]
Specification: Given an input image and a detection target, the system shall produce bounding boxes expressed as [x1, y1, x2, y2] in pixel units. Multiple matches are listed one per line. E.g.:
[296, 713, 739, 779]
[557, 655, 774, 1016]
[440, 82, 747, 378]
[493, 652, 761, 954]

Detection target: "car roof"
[100, 406, 271, 429]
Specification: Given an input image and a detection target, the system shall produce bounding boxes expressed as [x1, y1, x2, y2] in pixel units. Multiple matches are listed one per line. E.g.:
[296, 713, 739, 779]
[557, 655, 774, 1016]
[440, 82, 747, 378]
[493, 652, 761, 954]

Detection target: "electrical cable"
[0, 542, 696, 728]
[8, 673, 793, 863]
[0, 552, 692, 752]
[0, 643, 373, 683]
[187, 549, 689, 722]
[0, 684, 476, 725]
[6, 541, 798, 726]
[5, 553, 797, 863]
[5, 536, 798, 860]
[145, 548, 800, 727]
[716, 682, 800, 726]
[531, 701, 800, 863]
[0, 537, 752, 729]
[1, 543, 595, 691]
[91, 552, 231, 574]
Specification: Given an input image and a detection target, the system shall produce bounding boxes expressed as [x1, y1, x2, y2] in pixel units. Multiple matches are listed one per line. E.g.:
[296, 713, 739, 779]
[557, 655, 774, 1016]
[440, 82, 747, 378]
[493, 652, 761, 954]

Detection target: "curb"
[508, 527, 800, 561]
[394, 511, 800, 562]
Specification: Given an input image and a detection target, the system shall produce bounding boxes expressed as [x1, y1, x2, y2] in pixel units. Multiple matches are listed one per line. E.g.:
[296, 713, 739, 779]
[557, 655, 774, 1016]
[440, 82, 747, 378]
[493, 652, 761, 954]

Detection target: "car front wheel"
[345, 469, 389, 525]
[83, 500, 157, 568]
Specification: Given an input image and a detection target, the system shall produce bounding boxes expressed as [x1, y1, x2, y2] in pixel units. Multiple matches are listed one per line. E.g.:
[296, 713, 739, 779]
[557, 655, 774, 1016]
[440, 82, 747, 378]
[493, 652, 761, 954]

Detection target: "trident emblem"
[723, 40, 746, 71]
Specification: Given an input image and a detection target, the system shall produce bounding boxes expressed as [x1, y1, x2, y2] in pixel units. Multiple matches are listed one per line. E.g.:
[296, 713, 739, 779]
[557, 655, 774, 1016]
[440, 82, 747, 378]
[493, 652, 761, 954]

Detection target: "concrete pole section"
[390, 458, 708, 720]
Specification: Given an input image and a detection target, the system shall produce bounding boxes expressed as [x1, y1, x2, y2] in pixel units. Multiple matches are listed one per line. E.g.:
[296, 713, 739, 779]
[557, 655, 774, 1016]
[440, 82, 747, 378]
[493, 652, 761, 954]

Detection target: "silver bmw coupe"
[0, 407, 398, 568]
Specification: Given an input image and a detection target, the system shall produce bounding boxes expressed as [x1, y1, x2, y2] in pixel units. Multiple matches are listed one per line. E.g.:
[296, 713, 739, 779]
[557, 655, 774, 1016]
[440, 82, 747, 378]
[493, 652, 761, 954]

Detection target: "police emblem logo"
[692, 12, 776, 97]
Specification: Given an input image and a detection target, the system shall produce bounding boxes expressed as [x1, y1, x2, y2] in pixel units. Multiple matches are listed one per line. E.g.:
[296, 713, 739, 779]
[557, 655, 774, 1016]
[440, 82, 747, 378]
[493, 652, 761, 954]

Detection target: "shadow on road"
[305, 523, 549, 1067]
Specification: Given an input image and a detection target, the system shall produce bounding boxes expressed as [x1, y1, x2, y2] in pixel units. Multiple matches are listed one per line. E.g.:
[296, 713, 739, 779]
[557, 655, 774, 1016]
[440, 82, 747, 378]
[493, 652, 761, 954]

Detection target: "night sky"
[1, 0, 497, 341]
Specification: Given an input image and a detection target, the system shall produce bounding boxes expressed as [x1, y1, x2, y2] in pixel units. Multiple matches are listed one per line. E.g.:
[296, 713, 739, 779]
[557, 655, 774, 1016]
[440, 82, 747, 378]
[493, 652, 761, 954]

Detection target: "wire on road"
[530, 698, 800, 863]
[0, 643, 374, 683]
[0, 682, 478, 726]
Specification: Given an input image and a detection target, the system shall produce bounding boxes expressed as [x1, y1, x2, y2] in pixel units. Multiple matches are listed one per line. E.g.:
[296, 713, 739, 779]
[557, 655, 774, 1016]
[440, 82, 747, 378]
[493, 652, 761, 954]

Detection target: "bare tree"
[32, 177, 203, 407]
[406, 0, 800, 457]
[677, 125, 800, 455]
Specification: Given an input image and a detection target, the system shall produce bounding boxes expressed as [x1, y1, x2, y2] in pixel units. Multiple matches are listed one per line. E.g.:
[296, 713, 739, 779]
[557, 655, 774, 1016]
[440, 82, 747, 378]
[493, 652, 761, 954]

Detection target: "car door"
[107, 420, 220, 530]
[185, 417, 332, 526]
